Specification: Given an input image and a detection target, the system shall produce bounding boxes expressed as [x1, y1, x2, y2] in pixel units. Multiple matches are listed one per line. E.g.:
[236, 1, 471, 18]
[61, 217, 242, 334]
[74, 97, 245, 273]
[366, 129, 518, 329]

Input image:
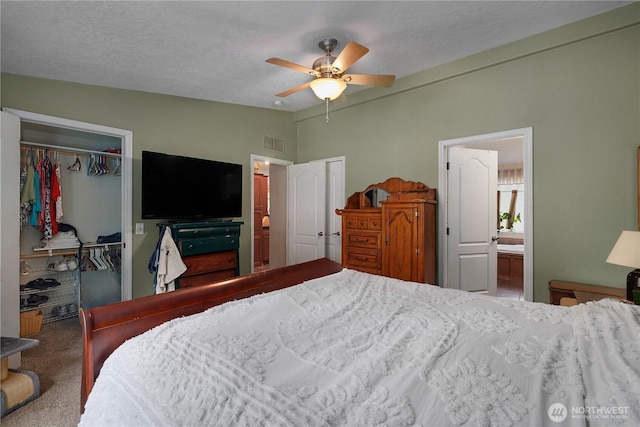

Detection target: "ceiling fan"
[266, 38, 396, 102]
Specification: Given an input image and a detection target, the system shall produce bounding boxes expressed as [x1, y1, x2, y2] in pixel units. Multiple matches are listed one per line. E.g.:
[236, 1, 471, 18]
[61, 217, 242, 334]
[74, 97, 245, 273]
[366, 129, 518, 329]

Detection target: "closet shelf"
[43, 313, 78, 324]
[20, 281, 76, 296]
[20, 140, 122, 158]
[24, 241, 122, 258]
[83, 241, 122, 249]
[20, 286, 76, 312]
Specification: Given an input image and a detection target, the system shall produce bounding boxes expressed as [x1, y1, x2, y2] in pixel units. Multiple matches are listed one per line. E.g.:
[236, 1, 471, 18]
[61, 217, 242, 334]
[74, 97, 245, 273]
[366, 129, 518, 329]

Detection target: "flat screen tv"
[141, 150, 242, 221]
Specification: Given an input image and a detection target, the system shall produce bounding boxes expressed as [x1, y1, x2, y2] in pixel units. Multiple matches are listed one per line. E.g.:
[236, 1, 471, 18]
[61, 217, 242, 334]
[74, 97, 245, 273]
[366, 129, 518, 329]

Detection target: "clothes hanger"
[101, 155, 110, 175]
[68, 153, 81, 172]
[102, 247, 115, 270]
[113, 157, 122, 176]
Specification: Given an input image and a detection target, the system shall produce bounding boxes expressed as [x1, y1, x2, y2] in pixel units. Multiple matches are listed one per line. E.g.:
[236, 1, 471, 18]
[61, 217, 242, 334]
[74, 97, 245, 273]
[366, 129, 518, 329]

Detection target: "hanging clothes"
[49, 160, 61, 235]
[20, 153, 36, 229]
[29, 162, 41, 229]
[54, 160, 63, 225]
[150, 227, 187, 294]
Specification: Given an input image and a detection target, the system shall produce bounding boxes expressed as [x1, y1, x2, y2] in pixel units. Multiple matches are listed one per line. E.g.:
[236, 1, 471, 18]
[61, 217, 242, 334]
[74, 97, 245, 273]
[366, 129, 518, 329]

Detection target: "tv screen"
[141, 150, 242, 220]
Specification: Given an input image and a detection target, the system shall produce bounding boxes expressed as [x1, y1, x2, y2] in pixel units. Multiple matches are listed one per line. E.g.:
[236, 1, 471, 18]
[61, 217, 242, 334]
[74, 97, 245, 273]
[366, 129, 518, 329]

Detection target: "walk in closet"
[3, 108, 132, 337]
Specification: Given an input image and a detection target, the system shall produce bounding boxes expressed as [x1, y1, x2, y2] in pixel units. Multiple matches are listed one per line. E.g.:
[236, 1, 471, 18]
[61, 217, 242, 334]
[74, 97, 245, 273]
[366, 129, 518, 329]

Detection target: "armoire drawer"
[345, 215, 381, 231]
[181, 251, 238, 277]
[345, 230, 381, 249]
[344, 247, 381, 271]
[178, 234, 240, 256]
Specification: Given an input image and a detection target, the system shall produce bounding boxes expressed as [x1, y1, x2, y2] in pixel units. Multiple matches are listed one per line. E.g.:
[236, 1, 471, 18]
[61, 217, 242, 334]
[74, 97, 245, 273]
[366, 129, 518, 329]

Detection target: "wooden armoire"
[336, 177, 437, 284]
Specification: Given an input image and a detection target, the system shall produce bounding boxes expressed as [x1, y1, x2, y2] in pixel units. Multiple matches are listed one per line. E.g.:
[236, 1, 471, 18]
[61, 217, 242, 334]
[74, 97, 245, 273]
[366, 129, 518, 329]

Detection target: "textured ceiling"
[0, 1, 630, 112]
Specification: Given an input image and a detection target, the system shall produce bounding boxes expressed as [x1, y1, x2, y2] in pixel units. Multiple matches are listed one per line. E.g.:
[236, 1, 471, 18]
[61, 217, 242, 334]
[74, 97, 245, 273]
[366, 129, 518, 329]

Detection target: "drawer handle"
[354, 238, 368, 242]
[372, 222, 377, 226]
[228, 258, 234, 263]
[355, 256, 368, 261]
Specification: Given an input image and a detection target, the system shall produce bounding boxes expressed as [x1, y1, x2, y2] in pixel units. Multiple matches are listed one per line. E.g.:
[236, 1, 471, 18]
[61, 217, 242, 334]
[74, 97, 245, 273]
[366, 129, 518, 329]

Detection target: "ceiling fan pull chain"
[325, 98, 330, 124]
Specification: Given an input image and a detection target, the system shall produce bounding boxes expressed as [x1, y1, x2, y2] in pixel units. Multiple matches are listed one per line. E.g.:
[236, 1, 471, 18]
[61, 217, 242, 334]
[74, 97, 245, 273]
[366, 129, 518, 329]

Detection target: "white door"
[287, 161, 326, 265]
[1, 112, 22, 364]
[447, 147, 498, 294]
[324, 160, 344, 264]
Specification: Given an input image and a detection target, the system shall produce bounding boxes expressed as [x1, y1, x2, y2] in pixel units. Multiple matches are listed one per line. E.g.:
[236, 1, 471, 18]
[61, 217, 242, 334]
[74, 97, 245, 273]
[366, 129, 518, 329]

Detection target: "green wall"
[0, 77, 297, 298]
[2, 3, 639, 302]
[294, 3, 640, 302]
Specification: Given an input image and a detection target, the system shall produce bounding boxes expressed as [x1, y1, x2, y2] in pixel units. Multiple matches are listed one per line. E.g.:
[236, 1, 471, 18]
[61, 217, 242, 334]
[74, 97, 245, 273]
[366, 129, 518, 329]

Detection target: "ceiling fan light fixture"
[310, 77, 346, 100]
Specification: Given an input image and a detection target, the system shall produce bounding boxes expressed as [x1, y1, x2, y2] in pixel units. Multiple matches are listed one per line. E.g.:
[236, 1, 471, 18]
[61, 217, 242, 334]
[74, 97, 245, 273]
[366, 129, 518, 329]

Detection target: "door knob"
[491, 236, 500, 241]
[332, 231, 341, 236]
[318, 231, 324, 237]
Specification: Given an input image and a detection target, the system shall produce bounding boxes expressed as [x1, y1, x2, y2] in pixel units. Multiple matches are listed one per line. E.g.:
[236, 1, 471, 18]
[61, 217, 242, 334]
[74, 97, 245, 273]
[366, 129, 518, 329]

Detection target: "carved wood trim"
[337, 177, 436, 212]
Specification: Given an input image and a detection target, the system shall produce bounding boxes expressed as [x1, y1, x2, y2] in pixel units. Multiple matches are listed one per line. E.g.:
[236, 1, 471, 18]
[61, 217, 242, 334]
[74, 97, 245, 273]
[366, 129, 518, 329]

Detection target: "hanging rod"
[20, 140, 122, 158]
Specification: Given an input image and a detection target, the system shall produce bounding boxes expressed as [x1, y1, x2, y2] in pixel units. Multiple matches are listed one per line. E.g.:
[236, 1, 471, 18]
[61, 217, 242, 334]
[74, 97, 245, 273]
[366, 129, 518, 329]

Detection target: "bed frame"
[79, 258, 342, 411]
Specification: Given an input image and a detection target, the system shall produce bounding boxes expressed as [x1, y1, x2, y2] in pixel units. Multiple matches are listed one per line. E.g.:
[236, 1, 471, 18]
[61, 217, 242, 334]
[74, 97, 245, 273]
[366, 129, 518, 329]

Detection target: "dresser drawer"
[345, 230, 381, 249]
[178, 234, 240, 256]
[344, 247, 381, 271]
[173, 224, 241, 239]
[181, 251, 237, 277]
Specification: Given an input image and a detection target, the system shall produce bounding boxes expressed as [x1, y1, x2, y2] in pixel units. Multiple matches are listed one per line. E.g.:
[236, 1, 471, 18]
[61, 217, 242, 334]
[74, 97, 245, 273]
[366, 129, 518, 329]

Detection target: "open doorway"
[250, 155, 292, 272]
[438, 128, 533, 301]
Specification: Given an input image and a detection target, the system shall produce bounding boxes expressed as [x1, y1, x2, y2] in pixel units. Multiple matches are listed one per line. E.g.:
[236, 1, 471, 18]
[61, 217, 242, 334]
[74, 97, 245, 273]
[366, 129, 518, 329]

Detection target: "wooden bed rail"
[80, 258, 343, 412]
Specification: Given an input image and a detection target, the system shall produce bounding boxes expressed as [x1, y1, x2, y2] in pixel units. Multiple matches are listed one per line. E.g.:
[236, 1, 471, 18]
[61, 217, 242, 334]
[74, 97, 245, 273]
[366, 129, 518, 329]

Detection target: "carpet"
[1, 318, 82, 426]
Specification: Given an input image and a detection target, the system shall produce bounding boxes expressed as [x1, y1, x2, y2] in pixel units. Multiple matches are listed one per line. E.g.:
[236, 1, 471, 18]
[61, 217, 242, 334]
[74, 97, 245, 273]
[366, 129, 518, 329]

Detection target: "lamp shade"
[606, 230, 640, 268]
[309, 78, 346, 100]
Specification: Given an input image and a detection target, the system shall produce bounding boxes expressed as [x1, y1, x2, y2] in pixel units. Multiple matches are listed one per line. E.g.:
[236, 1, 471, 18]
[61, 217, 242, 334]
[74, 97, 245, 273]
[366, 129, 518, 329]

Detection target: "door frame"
[438, 127, 533, 301]
[3, 108, 133, 300]
[249, 154, 293, 272]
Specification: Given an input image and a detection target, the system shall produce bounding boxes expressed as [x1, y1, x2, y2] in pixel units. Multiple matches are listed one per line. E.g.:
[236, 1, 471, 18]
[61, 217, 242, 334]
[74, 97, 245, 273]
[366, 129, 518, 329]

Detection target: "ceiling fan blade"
[343, 73, 396, 87]
[275, 81, 311, 97]
[331, 41, 369, 74]
[266, 58, 319, 76]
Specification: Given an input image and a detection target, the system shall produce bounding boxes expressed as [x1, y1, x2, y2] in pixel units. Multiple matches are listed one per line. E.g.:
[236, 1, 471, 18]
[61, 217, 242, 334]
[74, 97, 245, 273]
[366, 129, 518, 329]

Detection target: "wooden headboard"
[79, 258, 342, 411]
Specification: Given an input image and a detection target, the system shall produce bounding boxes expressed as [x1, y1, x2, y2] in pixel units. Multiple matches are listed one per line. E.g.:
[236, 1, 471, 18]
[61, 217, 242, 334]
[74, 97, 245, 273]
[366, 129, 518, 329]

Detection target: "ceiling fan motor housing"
[313, 56, 339, 77]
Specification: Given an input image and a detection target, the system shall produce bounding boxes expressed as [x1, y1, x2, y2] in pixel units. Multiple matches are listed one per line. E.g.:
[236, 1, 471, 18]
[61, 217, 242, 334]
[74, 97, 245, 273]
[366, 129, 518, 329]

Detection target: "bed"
[79, 258, 640, 426]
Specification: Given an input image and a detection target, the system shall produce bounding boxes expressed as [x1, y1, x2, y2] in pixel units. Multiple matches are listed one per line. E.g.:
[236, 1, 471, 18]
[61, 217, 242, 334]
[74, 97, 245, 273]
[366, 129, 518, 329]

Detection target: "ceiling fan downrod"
[325, 98, 330, 124]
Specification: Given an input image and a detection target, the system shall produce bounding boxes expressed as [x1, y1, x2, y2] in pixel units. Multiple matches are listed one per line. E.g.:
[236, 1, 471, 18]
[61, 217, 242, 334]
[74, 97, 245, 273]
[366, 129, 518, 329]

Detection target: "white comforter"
[80, 269, 640, 427]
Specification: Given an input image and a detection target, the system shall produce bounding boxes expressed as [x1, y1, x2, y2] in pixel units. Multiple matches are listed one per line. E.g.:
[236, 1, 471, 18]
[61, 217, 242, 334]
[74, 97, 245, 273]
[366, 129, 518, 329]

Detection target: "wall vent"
[264, 136, 285, 153]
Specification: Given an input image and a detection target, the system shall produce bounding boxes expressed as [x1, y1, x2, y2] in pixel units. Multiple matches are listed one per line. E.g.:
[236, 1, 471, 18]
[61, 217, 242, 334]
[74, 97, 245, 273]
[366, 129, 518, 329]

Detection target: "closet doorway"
[4, 108, 132, 310]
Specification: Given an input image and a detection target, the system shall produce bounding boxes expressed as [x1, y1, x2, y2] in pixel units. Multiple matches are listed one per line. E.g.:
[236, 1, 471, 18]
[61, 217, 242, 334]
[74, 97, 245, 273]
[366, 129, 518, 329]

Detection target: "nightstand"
[548, 280, 627, 306]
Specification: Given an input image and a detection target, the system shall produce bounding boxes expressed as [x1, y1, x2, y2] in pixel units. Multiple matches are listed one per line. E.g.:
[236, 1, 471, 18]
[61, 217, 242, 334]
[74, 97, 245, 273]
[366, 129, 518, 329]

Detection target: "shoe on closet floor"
[26, 294, 48, 307]
[65, 257, 78, 270]
[20, 261, 32, 276]
[52, 305, 68, 317]
[48, 261, 68, 272]
[66, 303, 78, 316]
